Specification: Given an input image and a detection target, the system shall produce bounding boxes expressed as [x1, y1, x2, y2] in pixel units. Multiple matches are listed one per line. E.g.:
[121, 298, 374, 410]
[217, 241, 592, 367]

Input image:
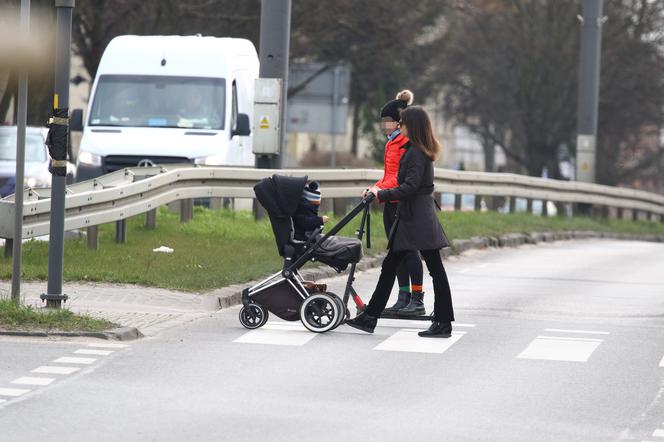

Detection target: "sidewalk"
[0, 281, 216, 337]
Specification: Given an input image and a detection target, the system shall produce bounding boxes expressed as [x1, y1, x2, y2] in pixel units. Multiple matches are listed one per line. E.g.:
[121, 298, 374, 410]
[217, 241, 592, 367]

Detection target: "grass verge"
[0, 299, 116, 332]
[1, 206, 663, 292]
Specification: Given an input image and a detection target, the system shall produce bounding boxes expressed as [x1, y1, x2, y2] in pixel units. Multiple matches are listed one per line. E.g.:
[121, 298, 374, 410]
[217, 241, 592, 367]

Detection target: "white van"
[72, 35, 258, 181]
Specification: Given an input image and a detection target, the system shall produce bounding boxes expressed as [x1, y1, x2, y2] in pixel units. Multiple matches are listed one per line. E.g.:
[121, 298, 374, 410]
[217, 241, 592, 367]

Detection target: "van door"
[231, 73, 255, 165]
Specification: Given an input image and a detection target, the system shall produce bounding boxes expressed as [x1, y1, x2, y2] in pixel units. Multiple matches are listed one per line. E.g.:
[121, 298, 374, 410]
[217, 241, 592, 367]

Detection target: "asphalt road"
[1, 240, 663, 442]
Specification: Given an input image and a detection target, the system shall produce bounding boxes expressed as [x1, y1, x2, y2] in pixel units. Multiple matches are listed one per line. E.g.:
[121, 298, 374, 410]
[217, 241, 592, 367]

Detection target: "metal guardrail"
[1, 164, 663, 243]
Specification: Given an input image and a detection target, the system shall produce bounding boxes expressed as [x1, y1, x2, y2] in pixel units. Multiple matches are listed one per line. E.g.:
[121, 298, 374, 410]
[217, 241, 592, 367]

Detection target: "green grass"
[1, 206, 662, 293]
[0, 299, 116, 332]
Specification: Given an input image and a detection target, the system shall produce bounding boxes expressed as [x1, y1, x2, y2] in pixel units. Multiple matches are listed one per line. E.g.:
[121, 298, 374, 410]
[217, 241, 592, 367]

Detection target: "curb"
[0, 326, 143, 341]
[204, 230, 664, 310]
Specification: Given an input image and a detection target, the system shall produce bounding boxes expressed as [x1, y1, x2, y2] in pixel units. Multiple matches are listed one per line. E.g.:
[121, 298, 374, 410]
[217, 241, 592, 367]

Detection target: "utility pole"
[576, 0, 604, 184]
[42, 0, 74, 309]
[11, 0, 30, 303]
[256, 0, 291, 170]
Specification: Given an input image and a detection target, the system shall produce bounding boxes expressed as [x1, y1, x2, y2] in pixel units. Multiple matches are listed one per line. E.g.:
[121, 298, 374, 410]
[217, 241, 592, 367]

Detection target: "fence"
[1, 164, 663, 255]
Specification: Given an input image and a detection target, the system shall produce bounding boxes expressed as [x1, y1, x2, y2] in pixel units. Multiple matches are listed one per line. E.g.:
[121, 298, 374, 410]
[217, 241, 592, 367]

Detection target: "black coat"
[378, 143, 450, 252]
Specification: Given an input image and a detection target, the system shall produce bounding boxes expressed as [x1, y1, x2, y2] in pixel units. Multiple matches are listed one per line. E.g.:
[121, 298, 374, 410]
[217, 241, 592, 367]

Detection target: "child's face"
[381, 117, 399, 136]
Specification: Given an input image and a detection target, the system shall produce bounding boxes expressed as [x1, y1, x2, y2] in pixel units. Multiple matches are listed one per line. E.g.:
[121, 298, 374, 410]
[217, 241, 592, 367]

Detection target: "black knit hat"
[380, 89, 414, 122]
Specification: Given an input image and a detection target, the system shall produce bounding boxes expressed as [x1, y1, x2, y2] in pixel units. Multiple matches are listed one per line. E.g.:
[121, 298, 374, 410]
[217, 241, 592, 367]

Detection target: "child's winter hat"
[303, 181, 321, 205]
[380, 89, 414, 122]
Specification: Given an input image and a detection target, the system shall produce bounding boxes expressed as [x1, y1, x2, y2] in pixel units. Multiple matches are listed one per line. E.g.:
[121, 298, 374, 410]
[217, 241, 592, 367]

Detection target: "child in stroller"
[293, 180, 329, 241]
[239, 174, 373, 333]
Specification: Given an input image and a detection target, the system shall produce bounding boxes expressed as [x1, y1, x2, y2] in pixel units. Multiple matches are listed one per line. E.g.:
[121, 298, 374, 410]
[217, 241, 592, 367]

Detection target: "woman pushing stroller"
[347, 105, 456, 338]
[367, 90, 426, 316]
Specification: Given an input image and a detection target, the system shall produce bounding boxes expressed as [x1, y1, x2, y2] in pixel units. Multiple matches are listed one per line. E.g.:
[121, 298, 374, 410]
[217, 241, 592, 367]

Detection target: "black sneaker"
[418, 321, 452, 338]
[399, 291, 425, 316]
[383, 291, 411, 315]
[345, 312, 377, 333]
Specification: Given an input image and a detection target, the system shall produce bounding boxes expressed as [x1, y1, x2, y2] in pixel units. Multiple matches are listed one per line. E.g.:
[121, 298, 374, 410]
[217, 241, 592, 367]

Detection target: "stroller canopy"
[254, 174, 308, 218]
[254, 175, 308, 256]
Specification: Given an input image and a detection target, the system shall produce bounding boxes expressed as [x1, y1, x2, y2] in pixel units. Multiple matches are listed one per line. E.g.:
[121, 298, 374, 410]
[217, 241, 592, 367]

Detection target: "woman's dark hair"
[400, 106, 440, 161]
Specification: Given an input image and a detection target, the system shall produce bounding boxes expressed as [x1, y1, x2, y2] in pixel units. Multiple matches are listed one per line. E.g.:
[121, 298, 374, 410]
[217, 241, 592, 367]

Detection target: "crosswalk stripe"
[374, 329, 466, 354]
[659, 356, 664, 368]
[11, 377, 55, 386]
[544, 328, 609, 335]
[517, 336, 603, 362]
[87, 343, 128, 349]
[32, 366, 80, 375]
[234, 323, 318, 346]
[75, 349, 114, 356]
[53, 357, 97, 365]
[652, 428, 664, 438]
[0, 388, 31, 397]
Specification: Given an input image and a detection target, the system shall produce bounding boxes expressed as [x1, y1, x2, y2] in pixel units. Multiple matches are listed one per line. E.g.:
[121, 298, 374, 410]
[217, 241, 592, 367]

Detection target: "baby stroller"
[240, 174, 374, 333]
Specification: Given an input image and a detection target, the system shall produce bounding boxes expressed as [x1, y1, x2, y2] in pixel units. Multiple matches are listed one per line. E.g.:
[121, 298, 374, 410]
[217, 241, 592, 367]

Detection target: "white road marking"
[74, 349, 114, 356]
[659, 356, 664, 367]
[11, 377, 55, 386]
[374, 329, 466, 354]
[544, 328, 610, 335]
[0, 388, 31, 397]
[380, 319, 474, 329]
[87, 343, 128, 349]
[0, 399, 5, 404]
[53, 356, 97, 365]
[32, 366, 80, 375]
[458, 268, 471, 273]
[518, 336, 603, 362]
[234, 323, 318, 346]
[477, 264, 490, 269]
[652, 428, 664, 437]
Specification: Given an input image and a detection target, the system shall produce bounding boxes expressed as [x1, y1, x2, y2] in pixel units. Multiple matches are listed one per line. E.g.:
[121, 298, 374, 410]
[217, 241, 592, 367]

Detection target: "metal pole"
[576, 0, 604, 184]
[44, 0, 74, 309]
[330, 66, 339, 168]
[256, 0, 291, 170]
[11, 0, 30, 303]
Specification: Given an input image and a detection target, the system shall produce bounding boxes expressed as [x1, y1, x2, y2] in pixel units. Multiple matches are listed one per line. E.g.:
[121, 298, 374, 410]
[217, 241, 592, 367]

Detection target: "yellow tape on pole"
[53, 94, 59, 109]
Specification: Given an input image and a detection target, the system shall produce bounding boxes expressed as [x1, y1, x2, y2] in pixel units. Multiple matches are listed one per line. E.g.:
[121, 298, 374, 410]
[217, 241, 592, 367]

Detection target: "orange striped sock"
[411, 284, 423, 292]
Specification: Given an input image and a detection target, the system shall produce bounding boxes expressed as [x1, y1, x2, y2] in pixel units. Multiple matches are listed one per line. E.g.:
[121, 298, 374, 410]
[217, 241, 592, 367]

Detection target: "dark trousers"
[365, 248, 455, 322]
[383, 203, 423, 289]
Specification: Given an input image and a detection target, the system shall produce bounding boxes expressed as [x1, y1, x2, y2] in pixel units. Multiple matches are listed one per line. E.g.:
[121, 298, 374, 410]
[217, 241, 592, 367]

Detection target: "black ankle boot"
[418, 321, 452, 338]
[345, 311, 377, 333]
[399, 291, 425, 316]
[383, 291, 411, 314]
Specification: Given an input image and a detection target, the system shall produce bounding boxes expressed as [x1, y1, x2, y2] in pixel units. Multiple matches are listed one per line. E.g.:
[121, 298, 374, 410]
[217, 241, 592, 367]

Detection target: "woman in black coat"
[346, 106, 455, 338]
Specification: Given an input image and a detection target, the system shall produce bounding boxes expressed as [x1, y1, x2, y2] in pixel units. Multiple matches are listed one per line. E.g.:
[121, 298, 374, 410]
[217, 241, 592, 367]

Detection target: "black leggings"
[383, 203, 423, 290]
[365, 248, 455, 322]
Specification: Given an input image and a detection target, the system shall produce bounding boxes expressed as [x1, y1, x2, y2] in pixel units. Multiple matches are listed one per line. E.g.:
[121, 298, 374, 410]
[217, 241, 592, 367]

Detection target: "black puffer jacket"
[378, 142, 450, 252]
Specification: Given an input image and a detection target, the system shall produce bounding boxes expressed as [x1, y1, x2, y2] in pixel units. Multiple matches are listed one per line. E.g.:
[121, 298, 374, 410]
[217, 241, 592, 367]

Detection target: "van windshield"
[88, 75, 226, 130]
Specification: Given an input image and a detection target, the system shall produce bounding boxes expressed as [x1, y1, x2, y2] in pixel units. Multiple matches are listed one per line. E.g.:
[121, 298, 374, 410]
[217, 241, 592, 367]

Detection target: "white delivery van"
[72, 35, 258, 181]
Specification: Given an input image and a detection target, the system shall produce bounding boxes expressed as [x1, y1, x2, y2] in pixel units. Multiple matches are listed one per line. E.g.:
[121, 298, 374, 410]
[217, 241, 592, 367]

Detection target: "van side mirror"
[232, 113, 251, 137]
[70, 109, 83, 132]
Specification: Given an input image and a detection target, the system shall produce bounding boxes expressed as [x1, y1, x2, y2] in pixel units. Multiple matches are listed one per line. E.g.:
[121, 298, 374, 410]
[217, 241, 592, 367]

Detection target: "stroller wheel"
[326, 293, 346, 330]
[299, 293, 341, 333]
[239, 303, 269, 329]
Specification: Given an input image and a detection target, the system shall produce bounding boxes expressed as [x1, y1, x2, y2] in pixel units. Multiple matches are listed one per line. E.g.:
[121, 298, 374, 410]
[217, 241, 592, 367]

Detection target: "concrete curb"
[203, 230, 664, 311]
[0, 326, 143, 341]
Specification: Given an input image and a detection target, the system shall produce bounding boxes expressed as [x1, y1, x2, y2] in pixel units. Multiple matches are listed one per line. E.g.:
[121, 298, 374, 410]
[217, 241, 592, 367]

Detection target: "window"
[89, 75, 226, 130]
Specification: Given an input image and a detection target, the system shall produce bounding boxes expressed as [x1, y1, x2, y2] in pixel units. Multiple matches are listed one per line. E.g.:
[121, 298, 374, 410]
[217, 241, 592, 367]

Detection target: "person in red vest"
[367, 89, 425, 316]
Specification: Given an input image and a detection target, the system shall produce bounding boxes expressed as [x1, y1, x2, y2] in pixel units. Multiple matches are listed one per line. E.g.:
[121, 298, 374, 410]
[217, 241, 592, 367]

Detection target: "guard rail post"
[87, 226, 98, 249]
[474, 195, 482, 212]
[509, 197, 516, 214]
[181, 199, 194, 223]
[145, 209, 157, 229]
[115, 220, 127, 243]
[4, 239, 13, 258]
[454, 194, 462, 211]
